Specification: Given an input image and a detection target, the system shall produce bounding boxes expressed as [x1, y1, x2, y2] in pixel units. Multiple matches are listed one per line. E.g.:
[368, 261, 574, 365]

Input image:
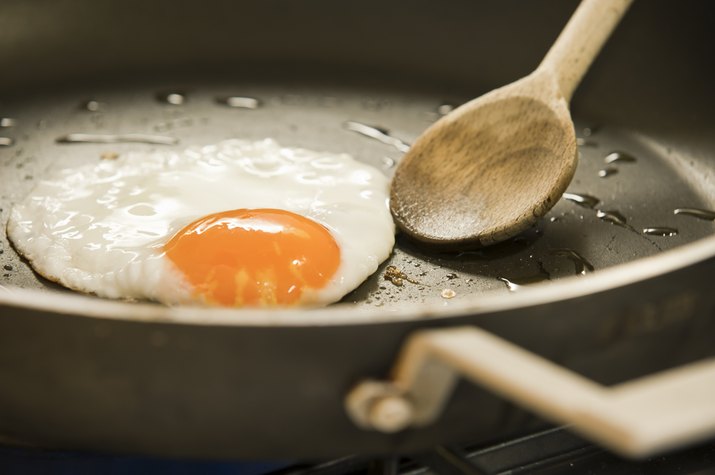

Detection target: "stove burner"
[1, 428, 714, 474]
[274, 429, 715, 475]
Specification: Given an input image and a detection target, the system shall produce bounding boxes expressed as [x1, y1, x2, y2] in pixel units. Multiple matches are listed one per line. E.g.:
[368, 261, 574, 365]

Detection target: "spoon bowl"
[391, 75, 577, 247]
[390, 0, 633, 249]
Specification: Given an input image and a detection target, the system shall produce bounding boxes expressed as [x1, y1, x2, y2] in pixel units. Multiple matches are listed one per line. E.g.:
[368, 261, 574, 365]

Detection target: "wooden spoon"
[390, 0, 633, 248]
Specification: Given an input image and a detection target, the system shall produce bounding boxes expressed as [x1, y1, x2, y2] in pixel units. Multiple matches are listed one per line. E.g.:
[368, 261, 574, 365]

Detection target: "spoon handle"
[538, 0, 633, 101]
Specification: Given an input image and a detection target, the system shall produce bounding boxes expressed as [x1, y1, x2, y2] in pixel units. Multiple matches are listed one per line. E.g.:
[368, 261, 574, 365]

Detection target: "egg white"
[7, 139, 395, 306]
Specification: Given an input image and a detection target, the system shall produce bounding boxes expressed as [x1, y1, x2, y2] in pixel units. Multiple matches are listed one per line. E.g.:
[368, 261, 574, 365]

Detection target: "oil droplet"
[598, 167, 618, 178]
[83, 100, 102, 112]
[550, 249, 594, 275]
[498, 277, 521, 292]
[158, 92, 185, 105]
[0, 118, 16, 128]
[596, 209, 628, 227]
[344, 121, 410, 153]
[381, 157, 396, 169]
[642, 227, 678, 237]
[437, 103, 454, 115]
[582, 126, 600, 137]
[441, 288, 456, 299]
[497, 268, 550, 291]
[576, 138, 597, 147]
[563, 192, 600, 209]
[674, 208, 715, 221]
[56, 133, 178, 145]
[604, 151, 636, 164]
[383, 265, 420, 287]
[549, 216, 560, 223]
[0, 137, 13, 147]
[217, 96, 260, 109]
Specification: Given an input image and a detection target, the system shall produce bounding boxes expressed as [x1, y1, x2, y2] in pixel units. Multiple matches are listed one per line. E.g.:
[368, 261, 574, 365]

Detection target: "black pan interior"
[0, 78, 712, 308]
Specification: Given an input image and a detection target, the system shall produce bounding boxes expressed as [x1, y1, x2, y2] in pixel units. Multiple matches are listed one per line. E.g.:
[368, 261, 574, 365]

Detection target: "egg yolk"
[164, 209, 340, 307]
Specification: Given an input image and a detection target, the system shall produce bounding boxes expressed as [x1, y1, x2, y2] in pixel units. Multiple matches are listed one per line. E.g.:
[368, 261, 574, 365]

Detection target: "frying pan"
[1, 0, 715, 460]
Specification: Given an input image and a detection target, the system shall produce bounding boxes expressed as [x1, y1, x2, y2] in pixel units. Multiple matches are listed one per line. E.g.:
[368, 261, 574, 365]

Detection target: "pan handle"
[345, 326, 715, 458]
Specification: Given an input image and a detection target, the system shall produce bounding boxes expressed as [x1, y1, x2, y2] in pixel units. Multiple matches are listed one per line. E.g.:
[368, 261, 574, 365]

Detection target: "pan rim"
[1, 231, 714, 327]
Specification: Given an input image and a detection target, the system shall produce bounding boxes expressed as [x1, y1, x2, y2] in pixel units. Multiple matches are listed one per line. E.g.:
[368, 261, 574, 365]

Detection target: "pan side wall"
[0, 254, 714, 458]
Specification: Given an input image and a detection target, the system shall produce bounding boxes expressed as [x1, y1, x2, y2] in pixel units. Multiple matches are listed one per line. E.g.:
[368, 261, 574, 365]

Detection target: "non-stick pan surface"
[0, 0, 714, 459]
[2, 77, 712, 302]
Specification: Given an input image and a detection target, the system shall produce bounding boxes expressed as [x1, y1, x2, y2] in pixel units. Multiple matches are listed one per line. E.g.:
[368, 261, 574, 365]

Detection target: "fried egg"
[7, 139, 394, 307]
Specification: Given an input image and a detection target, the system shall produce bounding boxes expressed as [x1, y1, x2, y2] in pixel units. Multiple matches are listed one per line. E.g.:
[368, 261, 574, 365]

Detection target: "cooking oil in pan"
[550, 249, 594, 275]
[576, 138, 598, 147]
[598, 167, 618, 178]
[562, 192, 600, 209]
[498, 277, 522, 291]
[643, 227, 679, 237]
[437, 103, 455, 115]
[157, 92, 186, 105]
[440, 288, 456, 299]
[381, 157, 396, 169]
[216, 96, 260, 109]
[497, 268, 550, 291]
[83, 100, 102, 112]
[475, 246, 593, 294]
[604, 151, 637, 164]
[497, 267, 551, 291]
[343, 121, 410, 153]
[596, 209, 628, 227]
[582, 125, 601, 137]
[55, 133, 178, 145]
[674, 208, 715, 221]
[1, 81, 713, 307]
